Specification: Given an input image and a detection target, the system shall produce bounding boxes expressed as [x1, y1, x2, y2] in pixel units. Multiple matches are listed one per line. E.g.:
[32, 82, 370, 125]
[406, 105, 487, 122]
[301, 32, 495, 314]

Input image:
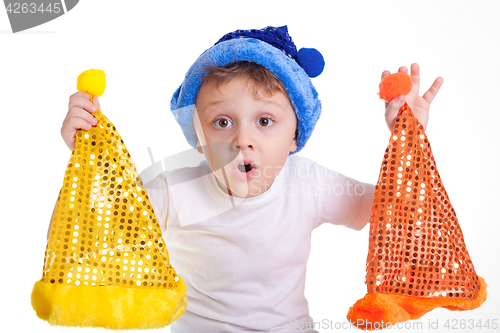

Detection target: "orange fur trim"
[347, 276, 487, 330]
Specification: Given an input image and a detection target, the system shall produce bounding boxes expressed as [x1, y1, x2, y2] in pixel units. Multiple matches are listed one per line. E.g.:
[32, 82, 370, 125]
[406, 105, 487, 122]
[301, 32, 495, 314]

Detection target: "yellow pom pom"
[77, 69, 106, 97]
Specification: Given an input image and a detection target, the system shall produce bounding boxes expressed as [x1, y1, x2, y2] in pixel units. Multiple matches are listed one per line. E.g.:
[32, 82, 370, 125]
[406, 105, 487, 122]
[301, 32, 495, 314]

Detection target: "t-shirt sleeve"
[312, 162, 375, 231]
[144, 172, 170, 233]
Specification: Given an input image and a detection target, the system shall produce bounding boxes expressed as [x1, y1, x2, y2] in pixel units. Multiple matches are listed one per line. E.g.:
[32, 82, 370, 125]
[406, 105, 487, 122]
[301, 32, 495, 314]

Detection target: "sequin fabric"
[366, 103, 480, 300]
[42, 103, 180, 289]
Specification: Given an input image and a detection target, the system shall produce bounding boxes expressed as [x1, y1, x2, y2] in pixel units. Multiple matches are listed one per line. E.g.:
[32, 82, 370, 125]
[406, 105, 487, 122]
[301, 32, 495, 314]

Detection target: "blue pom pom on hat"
[296, 48, 325, 78]
[170, 25, 325, 155]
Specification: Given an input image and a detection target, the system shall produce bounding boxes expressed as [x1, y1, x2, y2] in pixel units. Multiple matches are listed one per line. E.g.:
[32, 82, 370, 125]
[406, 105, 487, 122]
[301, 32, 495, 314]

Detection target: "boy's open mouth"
[232, 159, 257, 181]
[237, 163, 254, 173]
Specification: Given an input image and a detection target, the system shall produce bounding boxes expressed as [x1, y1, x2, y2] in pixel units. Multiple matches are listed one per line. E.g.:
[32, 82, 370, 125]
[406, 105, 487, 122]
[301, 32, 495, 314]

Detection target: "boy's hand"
[61, 92, 101, 151]
[383, 63, 443, 132]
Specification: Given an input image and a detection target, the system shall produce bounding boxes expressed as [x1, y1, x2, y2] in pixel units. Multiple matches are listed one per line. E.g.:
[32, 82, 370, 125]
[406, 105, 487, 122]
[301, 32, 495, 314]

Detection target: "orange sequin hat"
[347, 73, 487, 330]
[31, 70, 187, 329]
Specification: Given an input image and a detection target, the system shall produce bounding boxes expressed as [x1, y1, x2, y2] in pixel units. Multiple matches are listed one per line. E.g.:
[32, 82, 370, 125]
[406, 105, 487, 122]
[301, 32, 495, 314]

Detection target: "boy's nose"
[235, 139, 253, 151]
[235, 142, 253, 150]
[233, 126, 254, 151]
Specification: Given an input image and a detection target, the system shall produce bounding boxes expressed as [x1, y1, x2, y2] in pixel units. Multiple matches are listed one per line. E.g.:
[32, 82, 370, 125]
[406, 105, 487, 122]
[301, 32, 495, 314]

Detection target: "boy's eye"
[214, 118, 232, 129]
[258, 117, 274, 127]
[213, 117, 274, 128]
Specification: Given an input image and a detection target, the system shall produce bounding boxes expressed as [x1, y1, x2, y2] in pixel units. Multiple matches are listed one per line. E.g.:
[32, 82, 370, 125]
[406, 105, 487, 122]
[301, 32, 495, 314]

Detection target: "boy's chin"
[213, 170, 272, 198]
[226, 184, 270, 199]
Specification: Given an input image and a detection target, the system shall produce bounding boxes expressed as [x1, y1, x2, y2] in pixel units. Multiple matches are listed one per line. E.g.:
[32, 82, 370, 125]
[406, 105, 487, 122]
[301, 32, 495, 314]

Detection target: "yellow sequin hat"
[31, 69, 187, 329]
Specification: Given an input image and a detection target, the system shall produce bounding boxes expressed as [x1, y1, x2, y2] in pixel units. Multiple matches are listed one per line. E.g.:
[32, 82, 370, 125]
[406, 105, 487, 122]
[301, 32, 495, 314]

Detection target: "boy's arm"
[313, 163, 375, 231]
[343, 182, 375, 231]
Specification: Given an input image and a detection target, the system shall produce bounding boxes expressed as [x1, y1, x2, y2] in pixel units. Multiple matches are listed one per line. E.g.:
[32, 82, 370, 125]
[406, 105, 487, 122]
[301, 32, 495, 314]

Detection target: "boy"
[59, 26, 443, 332]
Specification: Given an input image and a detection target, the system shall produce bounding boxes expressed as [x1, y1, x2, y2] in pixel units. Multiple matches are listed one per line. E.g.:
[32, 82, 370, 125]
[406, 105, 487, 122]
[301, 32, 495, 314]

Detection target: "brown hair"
[202, 61, 298, 140]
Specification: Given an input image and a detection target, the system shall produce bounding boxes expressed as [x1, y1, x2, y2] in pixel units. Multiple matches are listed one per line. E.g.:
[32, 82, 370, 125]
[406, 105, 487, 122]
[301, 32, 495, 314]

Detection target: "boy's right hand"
[61, 91, 101, 151]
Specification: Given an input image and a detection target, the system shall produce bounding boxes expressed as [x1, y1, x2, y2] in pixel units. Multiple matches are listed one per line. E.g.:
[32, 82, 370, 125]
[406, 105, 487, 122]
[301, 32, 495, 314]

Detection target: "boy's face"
[193, 77, 297, 198]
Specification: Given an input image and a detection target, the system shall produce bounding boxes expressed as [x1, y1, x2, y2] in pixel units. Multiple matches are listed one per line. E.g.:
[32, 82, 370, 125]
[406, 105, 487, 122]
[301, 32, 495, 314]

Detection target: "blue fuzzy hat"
[170, 25, 325, 155]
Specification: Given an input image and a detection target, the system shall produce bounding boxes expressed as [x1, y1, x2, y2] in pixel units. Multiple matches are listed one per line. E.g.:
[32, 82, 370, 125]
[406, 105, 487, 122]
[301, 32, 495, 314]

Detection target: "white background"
[1, 0, 499, 332]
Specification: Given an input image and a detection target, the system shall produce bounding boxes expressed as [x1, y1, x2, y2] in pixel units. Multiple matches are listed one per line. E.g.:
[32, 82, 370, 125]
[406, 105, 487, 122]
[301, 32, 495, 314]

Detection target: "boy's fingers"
[76, 107, 98, 125]
[93, 95, 101, 111]
[385, 95, 406, 131]
[69, 95, 97, 114]
[65, 107, 98, 128]
[423, 77, 444, 105]
[70, 91, 90, 100]
[65, 116, 93, 133]
[410, 63, 420, 96]
[381, 70, 391, 109]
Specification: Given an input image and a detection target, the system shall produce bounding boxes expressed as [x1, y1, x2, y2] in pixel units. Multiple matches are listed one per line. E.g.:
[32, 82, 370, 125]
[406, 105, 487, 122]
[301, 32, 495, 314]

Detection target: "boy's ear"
[196, 139, 203, 154]
[290, 137, 298, 153]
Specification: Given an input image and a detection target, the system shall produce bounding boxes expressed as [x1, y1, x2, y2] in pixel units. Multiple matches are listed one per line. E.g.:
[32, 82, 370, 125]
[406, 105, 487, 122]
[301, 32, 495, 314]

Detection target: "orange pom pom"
[378, 73, 412, 103]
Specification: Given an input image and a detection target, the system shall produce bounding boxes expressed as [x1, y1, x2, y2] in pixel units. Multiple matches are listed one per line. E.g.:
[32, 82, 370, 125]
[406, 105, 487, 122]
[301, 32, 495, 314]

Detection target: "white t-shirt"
[145, 155, 375, 332]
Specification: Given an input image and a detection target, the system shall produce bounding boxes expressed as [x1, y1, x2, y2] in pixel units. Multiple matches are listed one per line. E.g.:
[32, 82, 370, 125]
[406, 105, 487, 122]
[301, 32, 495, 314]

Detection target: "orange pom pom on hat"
[347, 73, 487, 330]
[31, 70, 187, 329]
[378, 72, 412, 102]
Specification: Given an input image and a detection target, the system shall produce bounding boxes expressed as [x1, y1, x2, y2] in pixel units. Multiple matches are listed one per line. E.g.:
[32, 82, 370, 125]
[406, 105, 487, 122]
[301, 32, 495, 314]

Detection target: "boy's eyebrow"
[257, 99, 287, 114]
[203, 99, 225, 109]
[202, 99, 286, 116]
[200, 100, 226, 117]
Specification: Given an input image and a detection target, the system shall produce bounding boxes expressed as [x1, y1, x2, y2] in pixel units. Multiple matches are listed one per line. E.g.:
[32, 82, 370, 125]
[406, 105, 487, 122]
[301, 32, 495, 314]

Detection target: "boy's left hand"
[383, 63, 444, 132]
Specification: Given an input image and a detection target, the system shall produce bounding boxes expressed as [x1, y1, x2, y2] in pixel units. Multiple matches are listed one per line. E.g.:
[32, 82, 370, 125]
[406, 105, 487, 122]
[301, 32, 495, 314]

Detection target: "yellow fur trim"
[31, 277, 187, 329]
[347, 276, 487, 330]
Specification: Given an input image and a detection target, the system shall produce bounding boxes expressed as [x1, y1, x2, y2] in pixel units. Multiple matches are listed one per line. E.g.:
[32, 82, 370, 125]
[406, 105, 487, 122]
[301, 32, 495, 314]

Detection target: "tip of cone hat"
[378, 72, 412, 103]
[77, 69, 106, 97]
